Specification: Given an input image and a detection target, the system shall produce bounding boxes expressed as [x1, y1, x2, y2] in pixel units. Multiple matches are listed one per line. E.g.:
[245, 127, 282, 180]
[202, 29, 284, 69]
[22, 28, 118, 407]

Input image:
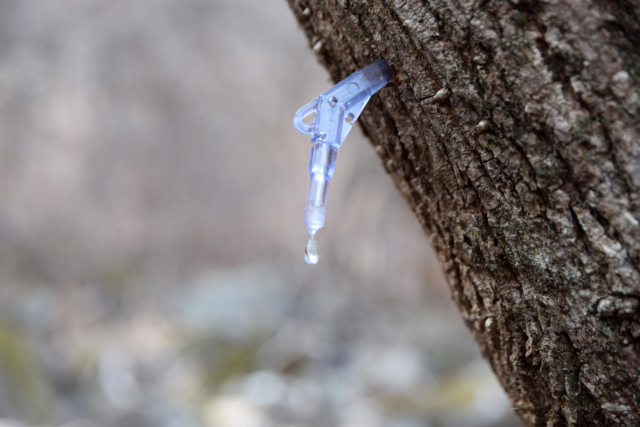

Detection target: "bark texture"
[286, 0, 640, 425]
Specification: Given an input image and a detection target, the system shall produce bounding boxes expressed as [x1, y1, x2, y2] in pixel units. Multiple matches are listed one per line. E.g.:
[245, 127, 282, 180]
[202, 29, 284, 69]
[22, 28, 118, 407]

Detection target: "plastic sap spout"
[293, 58, 393, 264]
[293, 58, 393, 241]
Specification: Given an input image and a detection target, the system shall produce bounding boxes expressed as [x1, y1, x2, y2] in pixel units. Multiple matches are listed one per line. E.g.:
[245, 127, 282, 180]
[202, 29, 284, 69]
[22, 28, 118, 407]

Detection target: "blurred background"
[0, 0, 520, 426]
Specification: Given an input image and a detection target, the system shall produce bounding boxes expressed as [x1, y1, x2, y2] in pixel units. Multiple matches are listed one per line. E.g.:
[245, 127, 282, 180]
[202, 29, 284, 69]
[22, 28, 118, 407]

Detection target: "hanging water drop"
[304, 231, 319, 264]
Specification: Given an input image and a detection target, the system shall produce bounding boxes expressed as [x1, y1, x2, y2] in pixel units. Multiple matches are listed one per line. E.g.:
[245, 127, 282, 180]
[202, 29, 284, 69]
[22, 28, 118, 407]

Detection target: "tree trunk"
[285, 0, 640, 425]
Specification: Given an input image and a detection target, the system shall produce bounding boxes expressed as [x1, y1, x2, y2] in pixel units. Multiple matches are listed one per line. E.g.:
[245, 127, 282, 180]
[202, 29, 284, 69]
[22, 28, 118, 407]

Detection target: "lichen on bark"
[286, 0, 640, 425]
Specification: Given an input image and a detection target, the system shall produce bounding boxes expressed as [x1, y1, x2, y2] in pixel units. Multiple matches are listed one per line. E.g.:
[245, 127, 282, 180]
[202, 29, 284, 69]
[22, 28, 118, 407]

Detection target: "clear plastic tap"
[293, 58, 393, 264]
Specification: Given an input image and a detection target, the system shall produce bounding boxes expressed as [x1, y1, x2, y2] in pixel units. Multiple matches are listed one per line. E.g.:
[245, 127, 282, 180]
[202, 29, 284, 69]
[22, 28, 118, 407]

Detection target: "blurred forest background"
[0, 0, 520, 426]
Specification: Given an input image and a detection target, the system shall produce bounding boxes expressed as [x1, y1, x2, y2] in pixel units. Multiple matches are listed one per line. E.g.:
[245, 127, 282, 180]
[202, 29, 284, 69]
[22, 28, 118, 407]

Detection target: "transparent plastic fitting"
[293, 58, 393, 264]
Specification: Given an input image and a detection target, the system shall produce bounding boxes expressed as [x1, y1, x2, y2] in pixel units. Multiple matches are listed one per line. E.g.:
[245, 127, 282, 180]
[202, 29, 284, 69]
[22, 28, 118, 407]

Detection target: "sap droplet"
[304, 232, 319, 264]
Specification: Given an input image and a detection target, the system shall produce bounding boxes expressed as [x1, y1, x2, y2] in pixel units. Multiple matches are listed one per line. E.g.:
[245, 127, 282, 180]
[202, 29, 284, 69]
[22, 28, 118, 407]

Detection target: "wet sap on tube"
[293, 58, 393, 264]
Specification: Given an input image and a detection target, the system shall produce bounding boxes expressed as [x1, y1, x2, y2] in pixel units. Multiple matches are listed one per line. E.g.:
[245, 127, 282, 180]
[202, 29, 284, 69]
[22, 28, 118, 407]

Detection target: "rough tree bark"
[286, 0, 640, 425]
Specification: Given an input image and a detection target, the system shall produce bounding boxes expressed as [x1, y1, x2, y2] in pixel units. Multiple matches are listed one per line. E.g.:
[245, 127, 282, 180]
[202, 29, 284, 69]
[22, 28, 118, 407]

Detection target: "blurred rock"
[340, 400, 383, 427]
[0, 420, 29, 427]
[203, 396, 271, 427]
[240, 370, 287, 408]
[174, 264, 290, 341]
[355, 345, 426, 393]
